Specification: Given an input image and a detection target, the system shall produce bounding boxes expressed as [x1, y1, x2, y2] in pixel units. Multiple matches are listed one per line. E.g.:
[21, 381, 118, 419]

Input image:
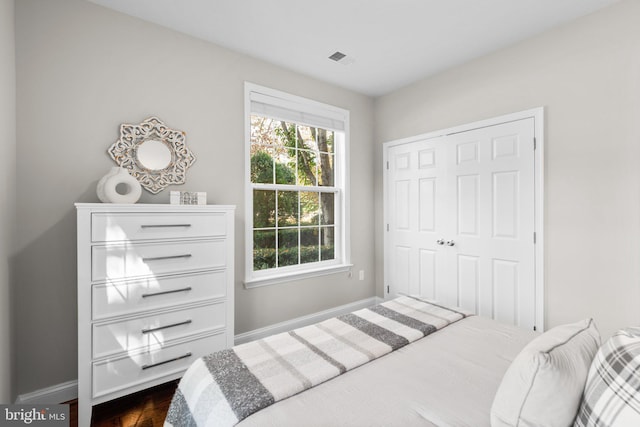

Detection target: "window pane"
[318, 152, 334, 186]
[300, 191, 320, 226]
[278, 229, 299, 267]
[320, 193, 335, 225]
[253, 190, 275, 228]
[250, 147, 274, 184]
[320, 226, 335, 261]
[320, 130, 334, 156]
[254, 230, 276, 271]
[317, 128, 334, 186]
[300, 228, 319, 264]
[274, 147, 296, 185]
[251, 115, 279, 145]
[277, 191, 299, 227]
[275, 121, 297, 148]
[297, 150, 318, 186]
[297, 126, 318, 151]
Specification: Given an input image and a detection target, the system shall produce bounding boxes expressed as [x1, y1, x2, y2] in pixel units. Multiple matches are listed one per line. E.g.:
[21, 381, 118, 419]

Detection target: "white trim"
[251, 183, 339, 193]
[234, 296, 383, 345]
[15, 380, 78, 405]
[533, 109, 545, 332]
[383, 107, 545, 331]
[244, 263, 353, 289]
[382, 107, 543, 148]
[244, 82, 351, 287]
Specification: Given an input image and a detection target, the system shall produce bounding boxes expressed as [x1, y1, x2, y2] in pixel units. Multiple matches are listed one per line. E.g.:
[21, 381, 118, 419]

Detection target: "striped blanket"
[164, 296, 470, 427]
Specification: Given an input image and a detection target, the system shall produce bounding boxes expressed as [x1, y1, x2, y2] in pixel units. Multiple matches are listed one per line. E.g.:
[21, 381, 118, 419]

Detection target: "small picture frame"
[170, 191, 207, 205]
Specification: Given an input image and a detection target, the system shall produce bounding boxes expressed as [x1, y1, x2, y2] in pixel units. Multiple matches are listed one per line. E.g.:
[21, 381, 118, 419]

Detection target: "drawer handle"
[141, 319, 192, 334]
[142, 254, 192, 262]
[141, 287, 193, 298]
[141, 352, 193, 370]
[140, 224, 192, 229]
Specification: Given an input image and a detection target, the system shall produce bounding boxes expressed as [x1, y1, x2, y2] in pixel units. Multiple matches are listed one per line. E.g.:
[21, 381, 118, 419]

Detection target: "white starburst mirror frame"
[108, 117, 196, 194]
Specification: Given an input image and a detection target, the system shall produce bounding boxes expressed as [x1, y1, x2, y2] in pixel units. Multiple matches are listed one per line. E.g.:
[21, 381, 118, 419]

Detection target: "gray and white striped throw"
[164, 296, 470, 427]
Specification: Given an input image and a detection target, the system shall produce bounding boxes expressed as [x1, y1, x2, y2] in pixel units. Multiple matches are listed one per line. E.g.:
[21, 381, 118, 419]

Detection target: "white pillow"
[574, 327, 640, 427]
[491, 318, 601, 427]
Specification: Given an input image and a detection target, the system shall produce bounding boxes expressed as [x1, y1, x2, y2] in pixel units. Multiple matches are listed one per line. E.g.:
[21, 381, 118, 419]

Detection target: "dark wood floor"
[66, 380, 179, 427]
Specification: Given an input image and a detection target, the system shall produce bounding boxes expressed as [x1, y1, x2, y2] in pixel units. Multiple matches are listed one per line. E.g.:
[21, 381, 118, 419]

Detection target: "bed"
[164, 296, 640, 427]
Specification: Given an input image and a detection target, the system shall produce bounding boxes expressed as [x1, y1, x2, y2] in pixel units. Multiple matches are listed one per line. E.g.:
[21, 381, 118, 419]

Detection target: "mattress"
[237, 315, 536, 427]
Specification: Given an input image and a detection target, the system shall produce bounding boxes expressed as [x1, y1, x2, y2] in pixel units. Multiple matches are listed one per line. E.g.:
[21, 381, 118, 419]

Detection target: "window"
[245, 83, 350, 287]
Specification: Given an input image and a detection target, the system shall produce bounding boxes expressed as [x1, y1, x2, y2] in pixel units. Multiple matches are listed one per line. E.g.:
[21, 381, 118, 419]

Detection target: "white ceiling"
[87, 0, 620, 97]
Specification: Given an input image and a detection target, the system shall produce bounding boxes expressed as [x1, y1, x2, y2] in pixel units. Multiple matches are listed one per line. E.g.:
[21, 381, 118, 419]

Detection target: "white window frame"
[244, 82, 351, 288]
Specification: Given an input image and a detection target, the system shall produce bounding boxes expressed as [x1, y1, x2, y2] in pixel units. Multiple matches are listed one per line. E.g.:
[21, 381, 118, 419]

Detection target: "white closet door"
[387, 136, 448, 299]
[385, 118, 536, 330]
[446, 118, 535, 328]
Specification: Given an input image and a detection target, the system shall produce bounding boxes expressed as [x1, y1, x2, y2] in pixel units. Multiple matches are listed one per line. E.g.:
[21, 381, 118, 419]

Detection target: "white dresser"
[75, 203, 235, 426]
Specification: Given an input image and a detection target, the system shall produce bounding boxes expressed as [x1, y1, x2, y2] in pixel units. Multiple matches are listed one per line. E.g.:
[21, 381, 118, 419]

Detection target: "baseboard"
[16, 296, 383, 404]
[234, 296, 383, 345]
[15, 380, 78, 405]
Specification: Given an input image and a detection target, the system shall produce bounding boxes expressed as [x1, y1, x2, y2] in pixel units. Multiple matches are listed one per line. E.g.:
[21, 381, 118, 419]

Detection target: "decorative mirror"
[108, 117, 196, 194]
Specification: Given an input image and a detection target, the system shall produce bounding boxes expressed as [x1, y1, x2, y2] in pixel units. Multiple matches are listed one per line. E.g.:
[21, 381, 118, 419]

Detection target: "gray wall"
[0, 0, 16, 404]
[374, 0, 640, 339]
[15, 0, 375, 396]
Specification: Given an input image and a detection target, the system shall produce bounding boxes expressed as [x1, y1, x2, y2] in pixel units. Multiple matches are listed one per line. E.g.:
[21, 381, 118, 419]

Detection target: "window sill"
[244, 264, 353, 289]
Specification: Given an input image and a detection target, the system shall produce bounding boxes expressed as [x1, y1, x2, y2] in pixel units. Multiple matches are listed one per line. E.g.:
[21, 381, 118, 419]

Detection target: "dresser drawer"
[91, 240, 226, 282]
[92, 332, 226, 398]
[92, 302, 226, 359]
[92, 271, 227, 320]
[91, 212, 227, 243]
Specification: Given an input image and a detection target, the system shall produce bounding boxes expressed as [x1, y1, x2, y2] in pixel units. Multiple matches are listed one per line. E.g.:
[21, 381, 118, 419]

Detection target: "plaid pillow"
[574, 327, 640, 427]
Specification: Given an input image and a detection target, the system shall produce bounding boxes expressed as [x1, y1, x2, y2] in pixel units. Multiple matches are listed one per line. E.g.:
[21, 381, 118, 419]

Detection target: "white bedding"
[238, 315, 537, 427]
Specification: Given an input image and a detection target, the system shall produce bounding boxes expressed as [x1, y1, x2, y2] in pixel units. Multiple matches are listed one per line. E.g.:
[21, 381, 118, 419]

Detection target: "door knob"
[436, 238, 445, 245]
[446, 240, 455, 247]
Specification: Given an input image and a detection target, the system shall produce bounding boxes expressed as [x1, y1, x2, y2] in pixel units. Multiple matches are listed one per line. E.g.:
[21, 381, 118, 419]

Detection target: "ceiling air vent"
[329, 51, 347, 62]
